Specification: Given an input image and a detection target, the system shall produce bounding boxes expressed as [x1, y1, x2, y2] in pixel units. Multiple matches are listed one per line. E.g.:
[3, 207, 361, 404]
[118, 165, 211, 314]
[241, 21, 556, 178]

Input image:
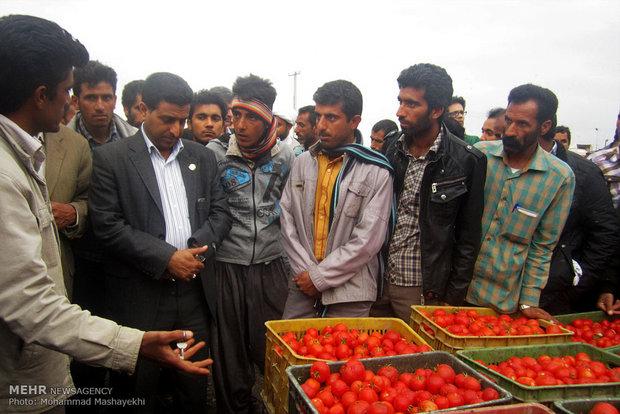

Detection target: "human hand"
[597, 293, 620, 315]
[520, 306, 559, 324]
[294, 271, 319, 298]
[50, 201, 77, 230]
[139, 330, 212, 375]
[166, 246, 208, 282]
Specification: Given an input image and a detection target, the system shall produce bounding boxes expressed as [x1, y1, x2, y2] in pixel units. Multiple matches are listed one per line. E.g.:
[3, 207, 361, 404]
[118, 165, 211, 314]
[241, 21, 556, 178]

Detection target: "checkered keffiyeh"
[385, 132, 442, 287]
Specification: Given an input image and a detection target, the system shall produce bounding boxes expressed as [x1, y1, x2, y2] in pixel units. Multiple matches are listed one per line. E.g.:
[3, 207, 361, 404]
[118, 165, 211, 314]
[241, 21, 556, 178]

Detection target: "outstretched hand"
[598, 293, 620, 315]
[520, 306, 559, 324]
[139, 330, 212, 375]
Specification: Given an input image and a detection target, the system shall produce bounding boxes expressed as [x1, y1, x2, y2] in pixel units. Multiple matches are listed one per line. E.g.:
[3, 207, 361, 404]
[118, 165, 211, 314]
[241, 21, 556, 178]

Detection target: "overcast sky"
[2, 0, 619, 149]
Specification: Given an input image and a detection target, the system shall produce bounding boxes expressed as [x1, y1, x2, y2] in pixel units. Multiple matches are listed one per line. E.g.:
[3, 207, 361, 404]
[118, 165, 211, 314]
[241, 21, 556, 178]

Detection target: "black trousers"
[109, 278, 210, 414]
[210, 259, 289, 414]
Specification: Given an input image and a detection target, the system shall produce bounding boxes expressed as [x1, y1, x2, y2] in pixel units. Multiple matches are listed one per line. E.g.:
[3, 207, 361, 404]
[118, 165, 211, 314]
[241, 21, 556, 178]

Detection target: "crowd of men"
[1, 14, 620, 414]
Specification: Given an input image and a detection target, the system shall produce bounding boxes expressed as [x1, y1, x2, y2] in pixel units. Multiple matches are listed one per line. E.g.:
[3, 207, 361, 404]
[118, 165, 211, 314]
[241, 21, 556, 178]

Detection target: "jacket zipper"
[431, 176, 467, 193]
[250, 167, 257, 264]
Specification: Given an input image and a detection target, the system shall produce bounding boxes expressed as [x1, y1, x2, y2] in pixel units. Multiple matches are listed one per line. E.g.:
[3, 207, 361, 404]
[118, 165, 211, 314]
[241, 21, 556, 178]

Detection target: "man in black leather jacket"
[371, 63, 487, 321]
[538, 126, 620, 314]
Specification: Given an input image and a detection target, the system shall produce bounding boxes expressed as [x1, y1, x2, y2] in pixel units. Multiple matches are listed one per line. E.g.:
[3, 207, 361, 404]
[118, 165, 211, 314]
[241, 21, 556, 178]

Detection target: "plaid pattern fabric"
[466, 141, 575, 312]
[386, 132, 443, 286]
[588, 146, 620, 209]
[75, 112, 121, 152]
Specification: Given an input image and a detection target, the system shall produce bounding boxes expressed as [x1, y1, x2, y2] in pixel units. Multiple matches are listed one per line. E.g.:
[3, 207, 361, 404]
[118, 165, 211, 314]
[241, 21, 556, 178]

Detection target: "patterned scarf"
[231, 97, 278, 159]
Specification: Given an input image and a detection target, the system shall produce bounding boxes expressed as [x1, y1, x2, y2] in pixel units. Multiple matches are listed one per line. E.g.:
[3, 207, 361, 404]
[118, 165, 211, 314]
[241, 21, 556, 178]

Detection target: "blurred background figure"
[370, 118, 398, 153]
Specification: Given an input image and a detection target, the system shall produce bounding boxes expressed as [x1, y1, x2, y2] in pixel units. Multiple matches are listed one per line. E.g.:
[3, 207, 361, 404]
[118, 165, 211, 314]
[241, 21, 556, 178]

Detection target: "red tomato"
[331, 379, 349, 397]
[446, 392, 464, 408]
[317, 388, 336, 408]
[481, 387, 499, 401]
[589, 402, 620, 414]
[392, 394, 413, 413]
[340, 359, 366, 385]
[463, 376, 481, 391]
[433, 395, 449, 409]
[329, 403, 345, 414]
[426, 373, 446, 394]
[347, 400, 370, 414]
[418, 400, 439, 412]
[358, 386, 379, 404]
[435, 364, 456, 384]
[311, 361, 331, 383]
[377, 366, 399, 385]
[340, 391, 357, 409]
[367, 401, 395, 414]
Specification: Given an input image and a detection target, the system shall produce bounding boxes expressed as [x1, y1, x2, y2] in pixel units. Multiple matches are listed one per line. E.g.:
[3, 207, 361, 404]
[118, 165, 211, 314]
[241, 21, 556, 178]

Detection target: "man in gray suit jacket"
[89, 72, 231, 412]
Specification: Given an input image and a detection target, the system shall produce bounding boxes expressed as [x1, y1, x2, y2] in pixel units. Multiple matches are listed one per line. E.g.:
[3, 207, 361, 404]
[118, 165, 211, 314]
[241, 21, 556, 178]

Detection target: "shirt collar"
[141, 124, 184, 161]
[490, 141, 550, 173]
[76, 112, 120, 144]
[0, 114, 45, 171]
[397, 125, 444, 159]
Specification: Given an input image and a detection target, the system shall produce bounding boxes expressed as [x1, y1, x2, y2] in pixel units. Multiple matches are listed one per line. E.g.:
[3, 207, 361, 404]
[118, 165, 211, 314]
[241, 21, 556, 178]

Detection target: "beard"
[400, 114, 432, 142]
[502, 128, 540, 155]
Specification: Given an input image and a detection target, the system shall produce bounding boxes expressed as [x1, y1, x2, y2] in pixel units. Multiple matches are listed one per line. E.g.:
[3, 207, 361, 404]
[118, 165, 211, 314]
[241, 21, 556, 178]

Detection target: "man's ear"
[540, 119, 552, 136]
[71, 95, 79, 108]
[429, 107, 444, 121]
[139, 101, 149, 117]
[33, 85, 49, 109]
[349, 114, 362, 130]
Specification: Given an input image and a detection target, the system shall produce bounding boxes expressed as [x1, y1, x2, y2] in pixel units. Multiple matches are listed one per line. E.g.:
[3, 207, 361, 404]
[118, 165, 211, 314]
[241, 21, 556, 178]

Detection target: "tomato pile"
[419, 308, 565, 337]
[301, 359, 501, 414]
[276, 323, 432, 361]
[478, 352, 620, 386]
[560, 318, 620, 348]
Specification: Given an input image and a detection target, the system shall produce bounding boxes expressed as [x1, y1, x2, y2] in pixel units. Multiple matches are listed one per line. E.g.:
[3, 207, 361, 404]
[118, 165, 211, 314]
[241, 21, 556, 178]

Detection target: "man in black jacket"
[371, 63, 487, 321]
[538, 122, 620, 314]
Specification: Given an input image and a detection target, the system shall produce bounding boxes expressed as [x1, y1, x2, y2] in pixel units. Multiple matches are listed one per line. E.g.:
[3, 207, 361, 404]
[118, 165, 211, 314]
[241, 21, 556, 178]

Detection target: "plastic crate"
[409, 305, 573, 353]
[286, 352, 513, 414]
[553, 398, 620, 413]
[449, 402, 555, 413]
[456, 342, 620, 403]
[262, 317, 431, 414]
[554, 311, 618, 325]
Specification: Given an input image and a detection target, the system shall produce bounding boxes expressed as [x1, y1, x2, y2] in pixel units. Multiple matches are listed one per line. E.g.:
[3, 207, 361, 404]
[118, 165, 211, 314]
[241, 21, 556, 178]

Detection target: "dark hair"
[444, 117, 465, 139]
[488, 107, 506, 119]
[232, 74, 277, 110]
[210, 86, 233, 104]
[507, 83, 558, 126]
[555, 125, 571, 144]
[121, 80, 145, 110]
[141, 72, 193, 110]
[190, 89, 227, 119]
[73, 60, 117, 98]
[450, 96, 466, 110]
[298, 105, 317, 127]
[372, 119, 398, 135]
[313, 80, 363, 121]
[397, 64, 453, 117]
[0, 15, 89, 114]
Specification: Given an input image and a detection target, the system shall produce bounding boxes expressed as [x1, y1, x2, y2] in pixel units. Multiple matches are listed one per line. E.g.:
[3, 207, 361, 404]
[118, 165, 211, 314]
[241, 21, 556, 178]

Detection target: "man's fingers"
[183, 340, 206, 359]
[189, 245, 208, 254]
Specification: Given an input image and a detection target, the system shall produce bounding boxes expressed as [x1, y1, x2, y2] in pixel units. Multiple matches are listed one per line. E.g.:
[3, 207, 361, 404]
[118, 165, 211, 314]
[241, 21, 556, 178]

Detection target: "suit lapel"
[178, 145, 199, 229]
[128, 134, 164, 216]
[44, 132, 66, 197]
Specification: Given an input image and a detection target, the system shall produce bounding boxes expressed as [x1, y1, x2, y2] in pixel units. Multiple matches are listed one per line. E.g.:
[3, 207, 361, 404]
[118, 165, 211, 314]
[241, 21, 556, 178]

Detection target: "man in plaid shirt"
[466, 84, 575, 320]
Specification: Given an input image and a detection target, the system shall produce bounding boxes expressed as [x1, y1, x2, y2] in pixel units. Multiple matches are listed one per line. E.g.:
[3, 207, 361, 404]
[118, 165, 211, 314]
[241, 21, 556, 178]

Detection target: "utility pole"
[289, 70, 300, 110]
